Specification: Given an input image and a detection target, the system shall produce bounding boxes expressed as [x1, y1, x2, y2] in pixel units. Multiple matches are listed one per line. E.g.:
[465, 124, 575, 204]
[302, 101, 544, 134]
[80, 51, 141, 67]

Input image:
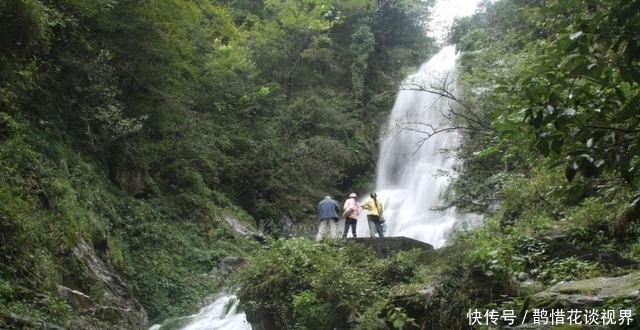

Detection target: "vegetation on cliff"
[236, 0, 640, 329]
[4, 0, 639, 328]
[1, 0, 435, 327]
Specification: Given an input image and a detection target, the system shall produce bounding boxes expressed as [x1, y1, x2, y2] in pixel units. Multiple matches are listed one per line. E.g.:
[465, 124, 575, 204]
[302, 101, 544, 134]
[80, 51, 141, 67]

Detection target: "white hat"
[349, 193, 357, 198]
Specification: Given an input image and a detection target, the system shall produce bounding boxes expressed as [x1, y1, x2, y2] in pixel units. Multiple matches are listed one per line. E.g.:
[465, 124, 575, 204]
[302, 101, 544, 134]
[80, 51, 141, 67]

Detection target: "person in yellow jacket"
[361, 192, 385, 238]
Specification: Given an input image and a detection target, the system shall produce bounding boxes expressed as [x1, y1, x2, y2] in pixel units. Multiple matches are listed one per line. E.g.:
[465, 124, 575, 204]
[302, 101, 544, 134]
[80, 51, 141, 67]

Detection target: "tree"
[492, 0, 640, 187]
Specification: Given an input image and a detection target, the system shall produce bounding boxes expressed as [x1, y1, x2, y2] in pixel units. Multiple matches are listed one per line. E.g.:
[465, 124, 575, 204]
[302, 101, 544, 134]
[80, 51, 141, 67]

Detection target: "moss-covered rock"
[515, 272, 640, 328]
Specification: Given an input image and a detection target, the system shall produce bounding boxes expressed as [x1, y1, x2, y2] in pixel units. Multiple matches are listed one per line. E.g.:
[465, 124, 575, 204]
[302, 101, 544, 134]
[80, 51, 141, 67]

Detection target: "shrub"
[237, 238, 424, 330]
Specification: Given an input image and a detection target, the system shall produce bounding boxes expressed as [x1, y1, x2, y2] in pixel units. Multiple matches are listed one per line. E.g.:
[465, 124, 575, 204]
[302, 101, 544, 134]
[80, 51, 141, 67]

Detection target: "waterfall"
[355, 45, 478, 248]
[147, 295, 250, 330]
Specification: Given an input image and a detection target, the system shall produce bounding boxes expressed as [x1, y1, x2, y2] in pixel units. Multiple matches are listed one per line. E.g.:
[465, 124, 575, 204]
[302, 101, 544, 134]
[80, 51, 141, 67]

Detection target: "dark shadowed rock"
[542, 237, 639, 269]
[353, 237, 434, 257]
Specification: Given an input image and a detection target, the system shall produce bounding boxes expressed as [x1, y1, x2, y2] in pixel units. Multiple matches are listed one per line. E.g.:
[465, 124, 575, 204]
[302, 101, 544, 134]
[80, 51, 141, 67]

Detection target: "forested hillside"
[4, 0, 639, 329]
[0, 0, 435, 328]
[446, 0, 640, 264]
[235, 0, 640, 329]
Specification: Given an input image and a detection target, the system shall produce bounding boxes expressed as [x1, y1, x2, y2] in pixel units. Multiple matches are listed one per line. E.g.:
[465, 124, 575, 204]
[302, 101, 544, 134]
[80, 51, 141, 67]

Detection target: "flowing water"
[147, 295, 250, 330]
[353, 45, 479, 248]
[151, 7, 483, 328]
[149, 46, 477, 330]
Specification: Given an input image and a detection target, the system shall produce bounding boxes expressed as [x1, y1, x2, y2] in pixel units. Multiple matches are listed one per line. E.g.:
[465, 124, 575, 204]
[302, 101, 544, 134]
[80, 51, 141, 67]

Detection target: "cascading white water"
[148, 5, 483, 328]
[147, 295, 250, 330]
[355, 45, 477, 248]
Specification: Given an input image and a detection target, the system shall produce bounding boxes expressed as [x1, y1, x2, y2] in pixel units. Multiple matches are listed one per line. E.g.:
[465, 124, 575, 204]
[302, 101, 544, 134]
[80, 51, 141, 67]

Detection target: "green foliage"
[0, 116, 259, 325]
[386, 306, 418, 330]
[536, 257, 604, 285]
[350, 24, 375, 100]
[491, 0, 640, 186]
[237, 238, 376, 330]
[237, 239, 430, 330]
[0, 0, 436, 327]
[447, 0, 640, 284]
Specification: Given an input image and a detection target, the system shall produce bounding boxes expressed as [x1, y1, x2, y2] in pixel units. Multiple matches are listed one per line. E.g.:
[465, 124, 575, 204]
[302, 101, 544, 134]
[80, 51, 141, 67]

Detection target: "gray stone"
[525, 271, 640, 312]
[210, 257, 246, 280]
[59, 286, 95, 312]
[353, 237, 434, 258]
[220, 256, 246, 274]
[225, 217, 265, 242]
[72, 236, 148, 330]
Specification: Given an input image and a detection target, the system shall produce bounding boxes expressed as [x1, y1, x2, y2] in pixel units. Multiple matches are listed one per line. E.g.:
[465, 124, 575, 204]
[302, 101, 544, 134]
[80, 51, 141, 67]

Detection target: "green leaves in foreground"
[491, 0, 640, 184]
[236, 238, 426, 330]
[237, 238, 376, 330]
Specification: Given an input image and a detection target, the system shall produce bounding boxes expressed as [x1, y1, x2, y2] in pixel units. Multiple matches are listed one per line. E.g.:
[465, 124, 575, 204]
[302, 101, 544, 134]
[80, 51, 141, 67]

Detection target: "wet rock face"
[66, 237, 148, 330]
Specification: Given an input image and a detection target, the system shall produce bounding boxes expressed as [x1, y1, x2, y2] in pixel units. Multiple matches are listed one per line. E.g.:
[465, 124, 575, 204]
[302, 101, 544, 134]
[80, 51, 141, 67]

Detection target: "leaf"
[545, 105, 555, 115]
[494, 86, 509, 93]
[620, 68, 635, 84]
[578, 154, 594, 163]
[530, 110, 543, 129]
[524, 88, 536, 100]
[570, 31, 584, 40]
[594, 159, 605, 167]
[586, 138, 594, 148]
[499, 130, 521, 139]
[547, 159, 566, 169]
[535, 139, 550, 157]
[548, 91, 562, 105]
[630, 66, 640, 84]
[565, 166, 577, 182]
[566, 39, 580, 53]
[491, 108, 507, 117]
[569, 161, 579, 170]
[563, 108, 576, 116]
[393, 319, 405, 328]
[494, 120, 518, 130]
[551, 138, 563, 155]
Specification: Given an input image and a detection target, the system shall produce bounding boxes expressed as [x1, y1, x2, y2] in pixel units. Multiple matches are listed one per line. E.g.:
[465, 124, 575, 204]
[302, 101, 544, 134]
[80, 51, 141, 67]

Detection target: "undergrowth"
[0, 115, 258, 326]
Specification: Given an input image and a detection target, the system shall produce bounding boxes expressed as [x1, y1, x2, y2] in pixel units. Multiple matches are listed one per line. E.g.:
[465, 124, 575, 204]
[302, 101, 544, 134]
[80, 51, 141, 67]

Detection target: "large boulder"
[209, 256, 246, 278]
[66, 237, 148, 330]
[500, 272, 640, 329]
[353, 237, 434, 257]
[525, 271, 640, 311]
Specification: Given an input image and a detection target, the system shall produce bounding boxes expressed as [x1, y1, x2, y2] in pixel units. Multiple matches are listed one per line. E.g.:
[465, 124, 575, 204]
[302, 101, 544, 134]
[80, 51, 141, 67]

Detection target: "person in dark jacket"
[316, 196, 341, 241]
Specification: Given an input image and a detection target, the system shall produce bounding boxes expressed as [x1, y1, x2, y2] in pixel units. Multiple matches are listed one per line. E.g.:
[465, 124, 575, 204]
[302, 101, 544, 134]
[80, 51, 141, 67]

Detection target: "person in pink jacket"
[342, 193, 360, 238]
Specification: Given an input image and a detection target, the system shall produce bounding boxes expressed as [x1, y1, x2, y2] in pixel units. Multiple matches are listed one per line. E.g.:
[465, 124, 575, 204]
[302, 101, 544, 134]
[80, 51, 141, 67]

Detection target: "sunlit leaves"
[264, 0, 339, 31]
